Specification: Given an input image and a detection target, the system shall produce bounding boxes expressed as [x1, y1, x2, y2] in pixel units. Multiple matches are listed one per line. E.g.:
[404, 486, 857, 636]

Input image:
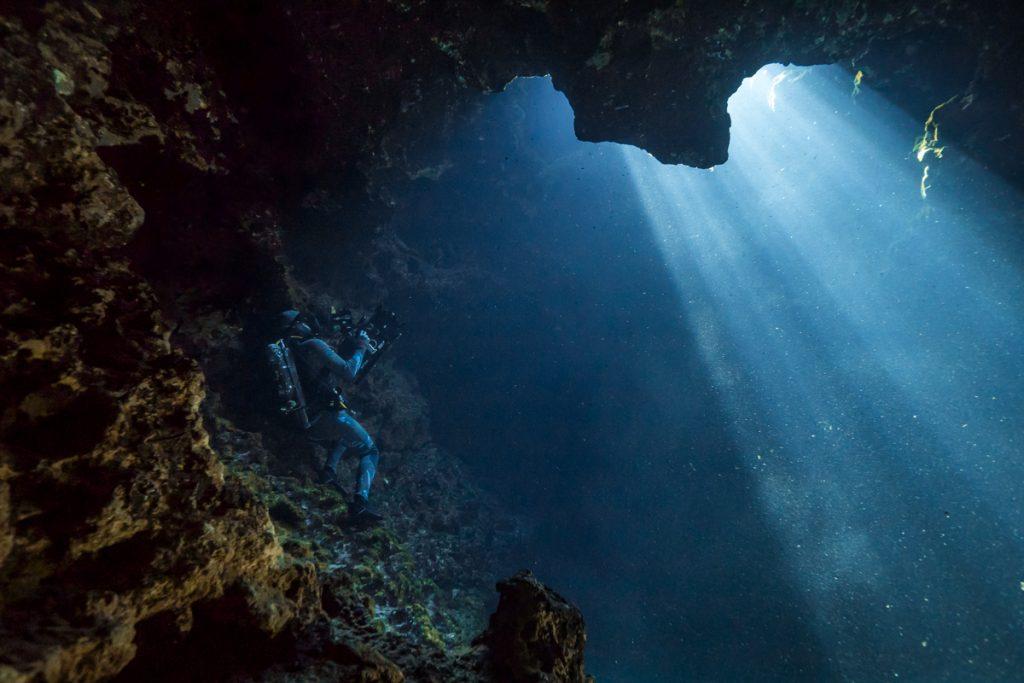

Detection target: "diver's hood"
[278, 309, 321, 337]
[279, 309, 300, 331]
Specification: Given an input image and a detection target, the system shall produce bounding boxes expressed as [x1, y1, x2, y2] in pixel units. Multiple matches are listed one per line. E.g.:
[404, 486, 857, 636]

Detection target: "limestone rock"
[479, 571, 590, 683]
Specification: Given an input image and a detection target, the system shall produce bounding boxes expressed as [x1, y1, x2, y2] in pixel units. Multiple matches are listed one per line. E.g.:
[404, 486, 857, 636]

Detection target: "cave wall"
[0, 6, 317, 679]
[2, 0, 1022, 680]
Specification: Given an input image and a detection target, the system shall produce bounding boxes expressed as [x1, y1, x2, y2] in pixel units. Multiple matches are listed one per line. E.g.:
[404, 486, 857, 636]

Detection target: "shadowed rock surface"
[478, 571, 590, 683]
[2, 0, 1022, 680]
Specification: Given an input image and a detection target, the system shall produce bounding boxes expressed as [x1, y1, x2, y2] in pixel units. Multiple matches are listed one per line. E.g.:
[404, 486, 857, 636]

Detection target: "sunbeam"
[624, 64, 1024, 678]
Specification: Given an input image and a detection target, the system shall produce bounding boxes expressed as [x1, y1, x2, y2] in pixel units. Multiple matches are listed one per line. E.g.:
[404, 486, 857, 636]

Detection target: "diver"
[278, 309, 383, 524]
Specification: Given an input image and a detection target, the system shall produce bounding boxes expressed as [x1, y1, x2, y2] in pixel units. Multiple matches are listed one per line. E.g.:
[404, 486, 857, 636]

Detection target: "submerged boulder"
[478, 571, 590, 683]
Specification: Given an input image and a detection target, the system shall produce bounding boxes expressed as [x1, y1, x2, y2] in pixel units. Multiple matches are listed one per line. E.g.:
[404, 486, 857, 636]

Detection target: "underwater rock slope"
[2, 0, 1022, 680]
[0, 4, 573, 680]
[479, 572, 589, 683]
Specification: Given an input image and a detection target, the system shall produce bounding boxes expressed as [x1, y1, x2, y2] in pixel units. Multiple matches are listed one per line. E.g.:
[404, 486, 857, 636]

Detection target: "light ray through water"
[624, 64, 1024, 678]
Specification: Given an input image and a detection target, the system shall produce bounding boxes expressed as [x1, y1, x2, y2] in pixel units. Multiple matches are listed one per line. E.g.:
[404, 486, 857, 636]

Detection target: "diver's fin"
[348, 495, 384, 526]
[316, 467, 349, 496]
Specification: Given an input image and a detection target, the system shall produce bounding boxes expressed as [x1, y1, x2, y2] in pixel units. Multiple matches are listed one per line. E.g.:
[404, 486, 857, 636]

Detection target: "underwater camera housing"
[328, 304, 402, 383]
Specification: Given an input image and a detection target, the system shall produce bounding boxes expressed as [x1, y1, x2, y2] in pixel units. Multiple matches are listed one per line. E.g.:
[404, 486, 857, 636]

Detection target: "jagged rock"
[0, 229, 311, 680]
[0, 7, 301, 680]
[478, 571, 590, 683]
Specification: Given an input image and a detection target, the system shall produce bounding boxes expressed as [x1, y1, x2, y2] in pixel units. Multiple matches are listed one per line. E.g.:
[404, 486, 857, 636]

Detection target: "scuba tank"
[265, 338, 311, 429]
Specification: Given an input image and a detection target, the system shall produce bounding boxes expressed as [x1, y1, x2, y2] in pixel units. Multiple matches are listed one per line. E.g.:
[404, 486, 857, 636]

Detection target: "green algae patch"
[211, 429, 498, 650]
[52, 68, 74, 96]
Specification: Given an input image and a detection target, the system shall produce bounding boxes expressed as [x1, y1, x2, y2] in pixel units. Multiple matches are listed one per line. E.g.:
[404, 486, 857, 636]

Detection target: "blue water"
[392, 66, 1024, 680]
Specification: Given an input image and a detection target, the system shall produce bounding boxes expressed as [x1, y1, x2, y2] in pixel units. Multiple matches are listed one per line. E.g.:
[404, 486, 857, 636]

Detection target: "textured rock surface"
[0, 8, 315, 680]
[0, 5, 536, 680]
[0, 232, 305, 681]
[479, 571, 590, 683]
[2, 0, 1023, 680]
[531, 0, 1024, 172]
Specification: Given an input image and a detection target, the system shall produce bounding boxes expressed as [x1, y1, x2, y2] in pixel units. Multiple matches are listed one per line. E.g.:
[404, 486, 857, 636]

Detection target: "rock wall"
[2, 0, 1022, 680]
[0, 4, 558, 680]
[0, 7, 314, 680]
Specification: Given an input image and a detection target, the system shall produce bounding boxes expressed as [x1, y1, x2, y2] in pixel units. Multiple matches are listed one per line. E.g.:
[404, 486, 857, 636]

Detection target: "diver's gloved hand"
[353, 330, 376, 352]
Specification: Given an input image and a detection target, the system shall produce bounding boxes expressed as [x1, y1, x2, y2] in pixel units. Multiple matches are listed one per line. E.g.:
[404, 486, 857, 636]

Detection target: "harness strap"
[292, 340, 349, 412]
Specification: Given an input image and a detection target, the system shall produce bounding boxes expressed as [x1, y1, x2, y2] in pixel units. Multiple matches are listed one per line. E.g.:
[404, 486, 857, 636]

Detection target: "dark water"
[389, 67, 1024, 680]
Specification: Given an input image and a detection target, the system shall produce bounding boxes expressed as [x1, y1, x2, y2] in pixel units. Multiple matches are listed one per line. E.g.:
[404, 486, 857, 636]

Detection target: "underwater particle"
[852, 69, 864, 97]
[919, 165, 930, 199]
[921, 640, 928, 648]
[52, 68, 74, 96]
[1019, 580, 1024, 591]
[768, 70, 788, 111]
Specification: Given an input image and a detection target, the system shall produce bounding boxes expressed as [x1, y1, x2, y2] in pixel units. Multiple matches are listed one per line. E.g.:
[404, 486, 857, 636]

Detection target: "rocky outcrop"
[0, 9, 318, 679]
[0, 196, 321, 683]
[166, 0, 1024, 192]
[3, 0, 1023, 680]
[478, 572, 590, 683]
[523, 0, 1024, 173]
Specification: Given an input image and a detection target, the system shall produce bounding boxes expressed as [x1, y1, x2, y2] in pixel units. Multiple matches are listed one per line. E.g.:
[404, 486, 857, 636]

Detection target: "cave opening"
[7, 3, 1024, 680]
[384, 66, 1024, 680]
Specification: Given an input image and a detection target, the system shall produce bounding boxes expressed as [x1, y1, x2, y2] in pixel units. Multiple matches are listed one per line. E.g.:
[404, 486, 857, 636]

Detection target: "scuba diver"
[276, 309, 383, 524]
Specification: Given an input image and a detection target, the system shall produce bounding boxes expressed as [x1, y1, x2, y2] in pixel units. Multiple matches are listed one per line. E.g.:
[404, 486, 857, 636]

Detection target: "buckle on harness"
[327, 388, 349, 411]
